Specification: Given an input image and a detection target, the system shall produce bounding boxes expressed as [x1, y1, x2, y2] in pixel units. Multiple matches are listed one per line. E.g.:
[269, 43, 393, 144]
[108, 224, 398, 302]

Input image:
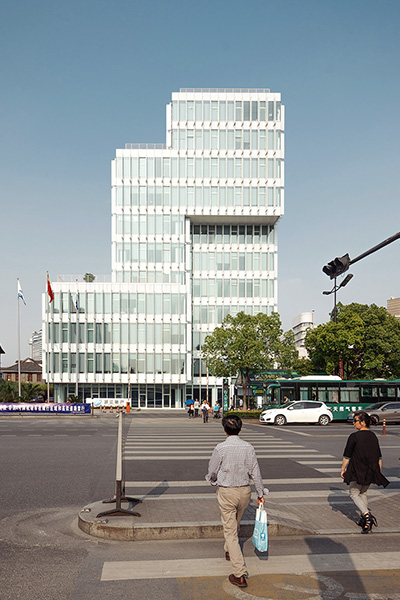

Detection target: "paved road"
[1, 412, 400, 599]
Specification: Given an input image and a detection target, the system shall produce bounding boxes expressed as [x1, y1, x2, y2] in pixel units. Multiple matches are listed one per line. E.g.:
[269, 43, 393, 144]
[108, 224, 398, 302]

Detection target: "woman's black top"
[343, 429, 389, 487]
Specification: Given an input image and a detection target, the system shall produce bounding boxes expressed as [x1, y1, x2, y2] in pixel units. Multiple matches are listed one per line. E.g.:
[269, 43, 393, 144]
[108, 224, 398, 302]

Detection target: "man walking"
[206, 414, 265, 589]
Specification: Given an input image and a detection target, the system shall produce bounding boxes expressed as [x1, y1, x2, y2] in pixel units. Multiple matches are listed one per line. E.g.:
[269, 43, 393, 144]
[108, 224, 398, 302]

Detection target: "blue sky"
[1, 0, 399, 364]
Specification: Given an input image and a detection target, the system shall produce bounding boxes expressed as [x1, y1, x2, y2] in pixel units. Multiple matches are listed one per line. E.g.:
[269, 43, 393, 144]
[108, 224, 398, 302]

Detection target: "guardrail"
[96, 412, 142, 518]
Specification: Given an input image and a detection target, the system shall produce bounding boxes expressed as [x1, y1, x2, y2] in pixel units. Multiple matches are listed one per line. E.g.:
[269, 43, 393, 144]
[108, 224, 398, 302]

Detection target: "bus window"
[281, 387, 295, 403]
[361, 386, 378, 400]
[300, 386, 316, 401]
[340, 387, 359, 403]
[318, 386, 339, 403]
[380, 387, 396, 398]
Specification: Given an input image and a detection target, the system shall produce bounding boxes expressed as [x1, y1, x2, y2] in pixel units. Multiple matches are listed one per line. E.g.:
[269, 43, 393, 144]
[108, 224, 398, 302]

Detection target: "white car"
[259, 401, 333, 426]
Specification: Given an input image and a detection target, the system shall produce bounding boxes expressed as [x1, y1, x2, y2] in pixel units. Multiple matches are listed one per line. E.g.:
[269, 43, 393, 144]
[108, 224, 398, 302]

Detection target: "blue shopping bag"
[252, 503, 268, 552]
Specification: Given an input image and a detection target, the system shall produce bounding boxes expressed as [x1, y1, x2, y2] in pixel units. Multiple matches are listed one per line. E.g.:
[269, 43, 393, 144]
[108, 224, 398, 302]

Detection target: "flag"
[74, 289, 79, 311]
[17, 279, 26, 305]
[47, 274, 54, 303]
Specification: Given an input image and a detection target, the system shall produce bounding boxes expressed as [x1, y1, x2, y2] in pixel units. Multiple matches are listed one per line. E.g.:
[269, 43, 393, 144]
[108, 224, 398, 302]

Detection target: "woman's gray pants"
[349, 481, 369, 514]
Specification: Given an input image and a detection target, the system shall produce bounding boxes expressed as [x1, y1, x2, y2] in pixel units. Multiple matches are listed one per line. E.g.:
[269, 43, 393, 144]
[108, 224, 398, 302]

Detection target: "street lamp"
[322, 273, 354, 323]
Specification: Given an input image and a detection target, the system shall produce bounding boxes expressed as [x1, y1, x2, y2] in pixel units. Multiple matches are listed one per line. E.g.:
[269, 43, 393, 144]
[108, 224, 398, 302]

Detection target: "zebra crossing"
[122, 422, 398, 502]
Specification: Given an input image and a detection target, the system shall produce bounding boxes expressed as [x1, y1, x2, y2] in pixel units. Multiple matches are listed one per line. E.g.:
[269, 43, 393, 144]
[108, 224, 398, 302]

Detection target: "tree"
[83, 273, 95, 282]
[305, 302, 400, 379]
[0, 380, 18, 402]
[202, 311, 297, 410]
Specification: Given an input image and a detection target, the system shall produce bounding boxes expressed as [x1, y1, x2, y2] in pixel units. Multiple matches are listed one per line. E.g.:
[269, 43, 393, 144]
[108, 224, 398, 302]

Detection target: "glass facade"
[43, 89, 284, 407]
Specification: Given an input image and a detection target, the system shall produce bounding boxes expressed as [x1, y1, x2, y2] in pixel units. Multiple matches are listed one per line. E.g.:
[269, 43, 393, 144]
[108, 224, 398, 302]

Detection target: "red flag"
[47, 274, 54, 303]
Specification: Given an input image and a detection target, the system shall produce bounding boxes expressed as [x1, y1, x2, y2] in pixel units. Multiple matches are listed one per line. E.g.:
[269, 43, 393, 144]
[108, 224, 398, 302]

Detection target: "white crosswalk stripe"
[101, 551, 400, 581]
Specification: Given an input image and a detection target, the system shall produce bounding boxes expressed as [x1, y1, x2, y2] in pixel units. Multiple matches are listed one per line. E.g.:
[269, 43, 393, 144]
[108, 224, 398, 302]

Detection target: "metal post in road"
[96, 412, 142, 518]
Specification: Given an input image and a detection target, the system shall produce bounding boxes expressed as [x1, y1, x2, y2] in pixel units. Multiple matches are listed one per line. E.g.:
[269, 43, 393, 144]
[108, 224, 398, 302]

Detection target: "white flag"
[17, 279, 26, 305]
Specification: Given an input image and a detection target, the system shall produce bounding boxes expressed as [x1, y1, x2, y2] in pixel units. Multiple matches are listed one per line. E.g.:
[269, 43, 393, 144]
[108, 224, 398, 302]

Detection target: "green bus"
[260, 376, 400, 421]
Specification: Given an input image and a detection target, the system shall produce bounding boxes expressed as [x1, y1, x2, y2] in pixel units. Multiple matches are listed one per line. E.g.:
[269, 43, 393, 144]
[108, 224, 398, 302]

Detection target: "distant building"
[387, 297, 400, 318]
[28, 330, 42, 362]
[292, 312, 314, 358]
[0, 357, 43, 383]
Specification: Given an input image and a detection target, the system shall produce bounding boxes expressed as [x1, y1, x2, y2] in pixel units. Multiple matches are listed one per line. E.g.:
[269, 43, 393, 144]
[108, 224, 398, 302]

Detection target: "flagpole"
[17, 279, 21, 398]
[75, 280, 79, 400]
[46, 273, 50, 403]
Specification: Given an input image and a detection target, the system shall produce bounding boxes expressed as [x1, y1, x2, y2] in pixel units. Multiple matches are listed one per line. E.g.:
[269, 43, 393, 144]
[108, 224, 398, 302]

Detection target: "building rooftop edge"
[179, 88, 271, 93]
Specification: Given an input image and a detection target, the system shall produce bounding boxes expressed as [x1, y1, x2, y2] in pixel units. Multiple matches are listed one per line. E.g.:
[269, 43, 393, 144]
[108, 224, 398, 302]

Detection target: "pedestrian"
[341, 410, 389, 533]
[201, 400, 210, 423]
[194, 398, 200, 418]
[188, 402, 194, 419]
[213, 402, 221, 419]
[206, 414, 266, 589]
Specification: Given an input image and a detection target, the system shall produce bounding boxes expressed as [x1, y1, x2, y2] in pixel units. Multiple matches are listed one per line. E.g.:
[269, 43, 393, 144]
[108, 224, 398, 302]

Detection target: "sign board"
[85, 398, 131, 408]
[0, 403, 91, 414]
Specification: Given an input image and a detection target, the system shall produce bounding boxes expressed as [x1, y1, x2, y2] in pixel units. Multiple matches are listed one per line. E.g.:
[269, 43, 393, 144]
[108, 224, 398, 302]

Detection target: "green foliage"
[202, 311, 297, 409]
[83, 273, 95, 282]
[293, 357, 315, 376]
[224, 410, 262, 419]
[0, 380, 19, 402]
[305, 302, 400, 379]
[0, 381, 46, 402]
[67, 395, 81, 403]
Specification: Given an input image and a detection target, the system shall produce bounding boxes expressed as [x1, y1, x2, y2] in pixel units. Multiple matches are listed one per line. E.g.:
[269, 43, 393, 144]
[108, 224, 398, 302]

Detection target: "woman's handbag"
[252, 503, 268, 552]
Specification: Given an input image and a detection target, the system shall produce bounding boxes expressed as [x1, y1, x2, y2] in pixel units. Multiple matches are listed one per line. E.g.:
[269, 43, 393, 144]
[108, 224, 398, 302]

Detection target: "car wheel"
[370, 415, 379, 426]
[318, 414, 330, 426]
[274, 414, 287, 426]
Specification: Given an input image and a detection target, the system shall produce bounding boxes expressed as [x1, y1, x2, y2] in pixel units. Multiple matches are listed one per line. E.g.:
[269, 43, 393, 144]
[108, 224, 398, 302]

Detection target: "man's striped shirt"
[206, 435, 264, 497]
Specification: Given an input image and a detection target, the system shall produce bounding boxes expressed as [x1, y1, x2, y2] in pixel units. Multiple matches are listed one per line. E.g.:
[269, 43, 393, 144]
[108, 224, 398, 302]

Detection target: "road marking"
[124, 477, 345, 487]
[124, 447, 307, 454]
[297, 460, 340, 464]
[222, 573, 345, 600]
[123, 489, 397, 501]
[101, 551, 400, 581]
[124, 441, 297, 445]
[124, 453, 335, 460]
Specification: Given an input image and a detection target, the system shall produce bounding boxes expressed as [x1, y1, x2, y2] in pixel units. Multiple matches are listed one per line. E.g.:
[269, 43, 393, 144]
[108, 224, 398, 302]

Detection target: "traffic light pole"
[323, 231, 400, 279]
[349, 231, 400, 267]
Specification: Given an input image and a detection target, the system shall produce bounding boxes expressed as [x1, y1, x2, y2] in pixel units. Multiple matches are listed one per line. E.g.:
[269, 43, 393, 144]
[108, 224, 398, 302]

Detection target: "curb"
[78, 501, 313, 542]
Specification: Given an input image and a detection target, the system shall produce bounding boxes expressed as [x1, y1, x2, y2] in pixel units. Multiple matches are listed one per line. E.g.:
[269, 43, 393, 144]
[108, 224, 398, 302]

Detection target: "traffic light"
[322, 253, 350, 279]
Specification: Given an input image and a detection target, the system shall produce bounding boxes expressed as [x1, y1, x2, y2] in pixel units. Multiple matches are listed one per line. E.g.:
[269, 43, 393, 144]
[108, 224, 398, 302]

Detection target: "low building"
[0, 358, 44, 383]
[387, 297, 400, 318]
[292, 312, 314, 358]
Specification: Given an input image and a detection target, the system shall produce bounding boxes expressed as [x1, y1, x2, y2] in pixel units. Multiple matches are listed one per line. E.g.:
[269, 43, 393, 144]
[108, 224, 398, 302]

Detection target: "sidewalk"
[78, 487, 400, 542]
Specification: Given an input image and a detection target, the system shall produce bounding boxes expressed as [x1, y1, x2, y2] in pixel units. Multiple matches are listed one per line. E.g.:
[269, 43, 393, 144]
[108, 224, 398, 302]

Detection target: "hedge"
[224, 410, 262, 420]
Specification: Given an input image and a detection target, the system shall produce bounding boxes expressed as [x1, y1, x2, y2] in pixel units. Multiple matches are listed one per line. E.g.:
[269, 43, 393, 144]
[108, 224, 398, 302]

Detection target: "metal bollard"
[383, 418, 386, 436]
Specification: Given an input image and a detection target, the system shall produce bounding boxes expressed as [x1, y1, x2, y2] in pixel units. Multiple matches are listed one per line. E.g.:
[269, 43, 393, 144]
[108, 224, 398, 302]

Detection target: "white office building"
[43, 88, 284, 407]
[292, 312, 314, 358]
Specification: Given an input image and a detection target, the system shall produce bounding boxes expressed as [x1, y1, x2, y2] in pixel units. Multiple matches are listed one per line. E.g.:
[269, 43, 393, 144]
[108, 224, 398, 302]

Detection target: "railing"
[124, 143, 167, 149]
[56, 275, 110, 283]
[96, 411, 142, 518]
[179, 88, 271, 93]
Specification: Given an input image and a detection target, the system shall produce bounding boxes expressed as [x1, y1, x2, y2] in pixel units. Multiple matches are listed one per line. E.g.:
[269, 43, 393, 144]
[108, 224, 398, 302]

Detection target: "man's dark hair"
[222, 414, 242, 435]
[354, 410, 371, 428]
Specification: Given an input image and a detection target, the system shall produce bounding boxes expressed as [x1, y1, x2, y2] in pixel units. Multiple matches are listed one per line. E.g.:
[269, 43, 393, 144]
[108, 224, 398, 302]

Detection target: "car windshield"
[365, 402, 389, 410]
[280, 401, 294, 409]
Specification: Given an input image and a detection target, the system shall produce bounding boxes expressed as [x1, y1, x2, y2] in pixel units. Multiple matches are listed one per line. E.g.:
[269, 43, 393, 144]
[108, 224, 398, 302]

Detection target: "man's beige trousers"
[217, 485, 252, 577]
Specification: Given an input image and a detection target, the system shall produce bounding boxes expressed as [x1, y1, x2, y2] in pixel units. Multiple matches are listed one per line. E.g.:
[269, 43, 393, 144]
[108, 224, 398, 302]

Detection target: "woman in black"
[341, 410, 389, 533]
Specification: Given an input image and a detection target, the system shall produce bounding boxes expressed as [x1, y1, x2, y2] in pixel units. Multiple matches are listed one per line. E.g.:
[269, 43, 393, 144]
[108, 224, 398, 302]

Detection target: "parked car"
[259, 401, 333, 426]
[347, 401, 400, 425]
